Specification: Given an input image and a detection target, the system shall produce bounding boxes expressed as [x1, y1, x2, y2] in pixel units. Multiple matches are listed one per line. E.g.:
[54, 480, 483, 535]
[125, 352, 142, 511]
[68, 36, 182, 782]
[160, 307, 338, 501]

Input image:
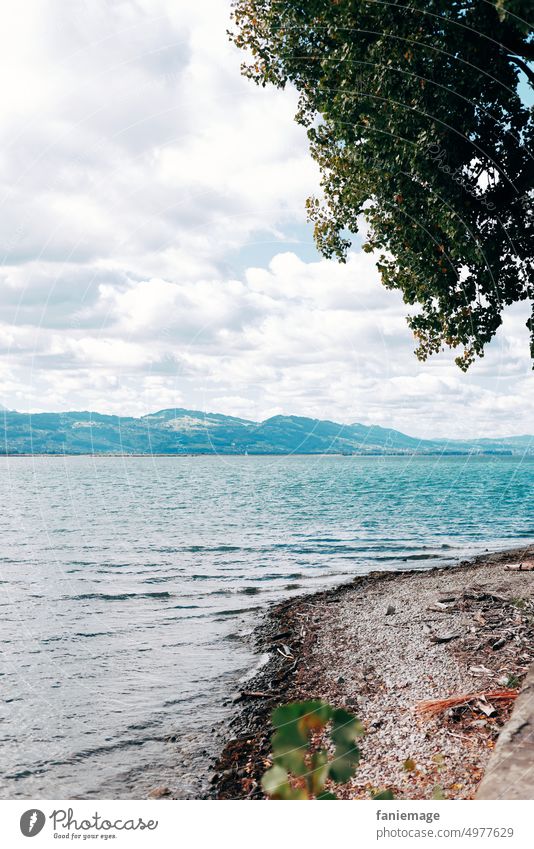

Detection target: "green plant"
[261, 700, 365, 799]
[506, 673, 521, 689]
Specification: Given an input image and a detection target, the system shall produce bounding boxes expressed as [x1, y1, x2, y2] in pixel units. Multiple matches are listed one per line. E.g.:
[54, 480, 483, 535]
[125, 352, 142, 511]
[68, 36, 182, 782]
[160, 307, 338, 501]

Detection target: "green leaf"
[262, 765, 290, 798]
[271, 707, 307, 770]
[263, 700, 366, 798]
[297, 700, 333, 732]
[309, 750, 330, 796]
[278, 785, 309, 800]
[331, 709, 365, 744]
[329, 746, 360, 783]
[373, 790, 395, 800]
[272, 702, 304, 730]
[273, 750, 307, 777]
[330, 709, 362, 782]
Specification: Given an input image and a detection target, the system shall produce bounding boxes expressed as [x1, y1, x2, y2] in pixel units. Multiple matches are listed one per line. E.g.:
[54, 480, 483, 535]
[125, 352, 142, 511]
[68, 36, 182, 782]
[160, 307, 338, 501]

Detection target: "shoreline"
[211, 545, 534, 800]
[0, 452, 526, 457]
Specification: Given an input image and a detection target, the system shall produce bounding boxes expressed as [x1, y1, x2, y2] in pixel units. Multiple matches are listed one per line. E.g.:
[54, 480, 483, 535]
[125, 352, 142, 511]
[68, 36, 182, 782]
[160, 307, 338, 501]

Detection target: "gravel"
[214, 545, 534, 800]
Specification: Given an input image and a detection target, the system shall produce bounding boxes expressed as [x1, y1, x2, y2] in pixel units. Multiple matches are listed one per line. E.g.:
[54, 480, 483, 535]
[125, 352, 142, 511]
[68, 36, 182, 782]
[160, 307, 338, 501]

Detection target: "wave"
[71, 591, 172, 601]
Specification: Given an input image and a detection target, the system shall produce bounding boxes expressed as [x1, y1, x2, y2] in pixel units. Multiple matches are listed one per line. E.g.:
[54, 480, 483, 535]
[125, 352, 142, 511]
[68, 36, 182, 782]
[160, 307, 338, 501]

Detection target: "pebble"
[147, 786, 172, 799]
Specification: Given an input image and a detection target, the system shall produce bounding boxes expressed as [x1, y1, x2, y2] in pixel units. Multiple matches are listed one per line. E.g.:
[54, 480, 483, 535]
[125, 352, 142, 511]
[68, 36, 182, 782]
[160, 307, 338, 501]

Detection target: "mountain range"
[1, 407, 533, 456]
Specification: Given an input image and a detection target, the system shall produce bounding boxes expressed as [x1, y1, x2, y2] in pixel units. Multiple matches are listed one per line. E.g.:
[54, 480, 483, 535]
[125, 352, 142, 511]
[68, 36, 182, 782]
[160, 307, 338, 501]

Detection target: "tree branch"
[505, 37, 534, 62]
[508, 53, 534, 87]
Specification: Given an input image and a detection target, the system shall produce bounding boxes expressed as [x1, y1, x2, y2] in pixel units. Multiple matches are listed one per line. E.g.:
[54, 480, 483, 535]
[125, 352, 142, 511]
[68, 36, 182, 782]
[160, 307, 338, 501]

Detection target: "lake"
[0, 454, 532, 798]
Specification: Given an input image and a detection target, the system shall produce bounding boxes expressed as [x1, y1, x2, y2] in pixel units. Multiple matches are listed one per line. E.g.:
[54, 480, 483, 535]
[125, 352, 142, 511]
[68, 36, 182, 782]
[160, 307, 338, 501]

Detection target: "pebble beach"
[214, 546, 534, 799]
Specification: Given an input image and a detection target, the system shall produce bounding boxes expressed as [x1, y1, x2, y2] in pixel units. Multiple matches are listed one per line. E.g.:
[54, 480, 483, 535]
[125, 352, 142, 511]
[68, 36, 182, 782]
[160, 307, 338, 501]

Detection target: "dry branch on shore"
[416, 689, 518, 719]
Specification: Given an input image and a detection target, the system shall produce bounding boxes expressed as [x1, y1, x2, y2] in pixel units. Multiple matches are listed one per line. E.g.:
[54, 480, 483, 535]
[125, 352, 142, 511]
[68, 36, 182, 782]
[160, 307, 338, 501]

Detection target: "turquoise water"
[0, 454, 532, 798]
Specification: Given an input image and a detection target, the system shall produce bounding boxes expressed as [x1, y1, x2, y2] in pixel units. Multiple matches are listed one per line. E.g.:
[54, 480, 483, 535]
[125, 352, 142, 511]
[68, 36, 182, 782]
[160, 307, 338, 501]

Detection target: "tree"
[230, 1, 534, 369]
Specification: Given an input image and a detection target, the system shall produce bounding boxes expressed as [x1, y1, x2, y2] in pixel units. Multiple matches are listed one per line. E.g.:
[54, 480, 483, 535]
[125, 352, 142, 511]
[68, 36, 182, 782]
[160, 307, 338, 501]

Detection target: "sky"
[0, 0, 532, 439]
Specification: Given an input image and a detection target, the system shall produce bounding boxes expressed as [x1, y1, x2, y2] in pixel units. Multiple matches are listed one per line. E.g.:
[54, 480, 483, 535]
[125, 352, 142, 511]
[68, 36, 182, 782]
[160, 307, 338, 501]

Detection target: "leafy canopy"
[231, 1, 534, 369]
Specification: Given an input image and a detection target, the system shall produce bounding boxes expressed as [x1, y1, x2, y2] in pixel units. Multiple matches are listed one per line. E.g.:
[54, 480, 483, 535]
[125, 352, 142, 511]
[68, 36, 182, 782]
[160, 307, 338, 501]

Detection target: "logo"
[20, 810, 46, 838]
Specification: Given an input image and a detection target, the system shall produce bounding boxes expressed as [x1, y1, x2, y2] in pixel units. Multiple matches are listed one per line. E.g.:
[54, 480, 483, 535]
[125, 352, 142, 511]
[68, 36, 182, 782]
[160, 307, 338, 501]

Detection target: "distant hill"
[1, 407, 533, 456]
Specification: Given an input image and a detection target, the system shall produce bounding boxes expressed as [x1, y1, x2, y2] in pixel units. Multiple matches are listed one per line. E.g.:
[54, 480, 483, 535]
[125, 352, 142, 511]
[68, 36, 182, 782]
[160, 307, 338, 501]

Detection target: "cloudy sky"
[0, 0, 532, 438]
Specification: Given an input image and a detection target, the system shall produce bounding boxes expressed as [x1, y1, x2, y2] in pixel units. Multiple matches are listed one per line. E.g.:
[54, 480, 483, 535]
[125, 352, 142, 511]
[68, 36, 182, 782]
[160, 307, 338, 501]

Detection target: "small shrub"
[261, 700, 365, 799]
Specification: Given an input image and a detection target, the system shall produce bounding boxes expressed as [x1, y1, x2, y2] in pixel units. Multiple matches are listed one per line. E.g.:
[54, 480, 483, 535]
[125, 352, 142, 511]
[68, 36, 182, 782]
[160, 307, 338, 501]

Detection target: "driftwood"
[240, 691, 279, 700]
[428, 602, 454, 613]
[505, 562, 534, 572]
[276, 644, 294, 658]
[416, 689, 518, 719]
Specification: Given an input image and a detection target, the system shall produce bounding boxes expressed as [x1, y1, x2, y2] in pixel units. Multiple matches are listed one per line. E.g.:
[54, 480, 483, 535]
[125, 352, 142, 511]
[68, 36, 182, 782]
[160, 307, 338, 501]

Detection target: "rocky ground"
[213, 546, 534, 800]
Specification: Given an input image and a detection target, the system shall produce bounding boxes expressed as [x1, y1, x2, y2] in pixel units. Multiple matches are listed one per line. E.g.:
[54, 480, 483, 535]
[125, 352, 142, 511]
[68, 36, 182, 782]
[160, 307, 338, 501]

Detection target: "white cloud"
[0, 0, 532, 438]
